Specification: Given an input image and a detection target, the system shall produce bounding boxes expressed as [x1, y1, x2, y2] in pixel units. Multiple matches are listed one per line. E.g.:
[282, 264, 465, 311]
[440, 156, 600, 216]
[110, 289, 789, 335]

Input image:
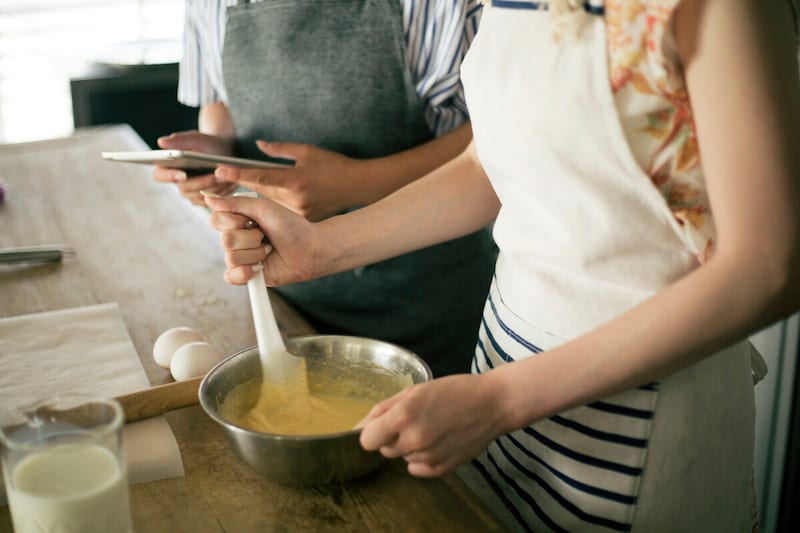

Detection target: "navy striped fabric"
[179, 0, 482, 136]
[491, 0, 605, 14]
[470, 278, 658, 532]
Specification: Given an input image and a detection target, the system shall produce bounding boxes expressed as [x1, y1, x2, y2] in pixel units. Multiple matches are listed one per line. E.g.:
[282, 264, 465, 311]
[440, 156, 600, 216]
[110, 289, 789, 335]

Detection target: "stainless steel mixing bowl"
[198, 335, 432, 485]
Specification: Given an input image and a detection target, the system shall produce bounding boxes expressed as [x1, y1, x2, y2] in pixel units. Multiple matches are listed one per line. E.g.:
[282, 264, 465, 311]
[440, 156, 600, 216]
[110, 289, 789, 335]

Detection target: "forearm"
[353, 122, 474, 205]
[318, 141, 499, 274]
[198, 102, 236, 149]
[493, 249, 799, 433]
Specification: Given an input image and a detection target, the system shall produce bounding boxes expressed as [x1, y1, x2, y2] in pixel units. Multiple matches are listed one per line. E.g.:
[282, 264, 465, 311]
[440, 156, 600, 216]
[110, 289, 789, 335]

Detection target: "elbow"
[760, 243, 800, 318]
[781, 255, 800, 314]
[718, 235, 800, 321]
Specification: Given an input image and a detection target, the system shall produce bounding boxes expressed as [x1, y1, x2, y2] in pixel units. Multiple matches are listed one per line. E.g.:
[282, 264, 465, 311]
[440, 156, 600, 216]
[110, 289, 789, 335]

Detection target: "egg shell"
[170, 341, 222, 381]
[153, 327, 203, 369]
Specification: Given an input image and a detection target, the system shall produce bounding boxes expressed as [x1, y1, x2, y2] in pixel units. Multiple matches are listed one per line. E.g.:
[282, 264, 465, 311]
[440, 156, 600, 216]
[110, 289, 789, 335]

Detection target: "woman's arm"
[320, 139, 498, 273]
[204, 140, 500, 285]
[359, 0, 800, 477]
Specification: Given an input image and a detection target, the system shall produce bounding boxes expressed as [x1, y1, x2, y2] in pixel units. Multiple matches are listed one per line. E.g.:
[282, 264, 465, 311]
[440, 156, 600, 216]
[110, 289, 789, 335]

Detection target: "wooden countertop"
[0, 125, 506, 532]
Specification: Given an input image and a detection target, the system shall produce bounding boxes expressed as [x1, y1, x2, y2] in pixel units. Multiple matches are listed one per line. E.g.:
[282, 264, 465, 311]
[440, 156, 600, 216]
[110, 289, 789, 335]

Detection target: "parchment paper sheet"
[0, 303, 185, 503]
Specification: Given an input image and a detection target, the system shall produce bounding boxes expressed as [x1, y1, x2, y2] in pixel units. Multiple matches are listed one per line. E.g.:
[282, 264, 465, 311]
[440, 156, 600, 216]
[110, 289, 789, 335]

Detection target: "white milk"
[5, 444, 131, 533]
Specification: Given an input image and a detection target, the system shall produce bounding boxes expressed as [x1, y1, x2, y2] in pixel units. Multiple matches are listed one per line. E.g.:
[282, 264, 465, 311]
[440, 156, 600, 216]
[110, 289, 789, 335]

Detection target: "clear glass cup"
[0, 394, 132, 533]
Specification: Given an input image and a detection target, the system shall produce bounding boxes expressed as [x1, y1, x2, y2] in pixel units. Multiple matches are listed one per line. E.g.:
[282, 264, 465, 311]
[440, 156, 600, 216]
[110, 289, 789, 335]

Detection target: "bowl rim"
[197, 334, 432, 441]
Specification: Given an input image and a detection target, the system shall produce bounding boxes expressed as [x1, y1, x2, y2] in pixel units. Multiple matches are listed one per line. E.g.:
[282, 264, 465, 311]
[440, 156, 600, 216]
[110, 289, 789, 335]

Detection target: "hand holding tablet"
[102, 149, 294, 170]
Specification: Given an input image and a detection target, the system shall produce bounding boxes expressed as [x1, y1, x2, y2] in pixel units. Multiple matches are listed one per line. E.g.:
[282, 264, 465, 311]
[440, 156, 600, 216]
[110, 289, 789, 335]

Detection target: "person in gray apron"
[157, 0, 496, 376]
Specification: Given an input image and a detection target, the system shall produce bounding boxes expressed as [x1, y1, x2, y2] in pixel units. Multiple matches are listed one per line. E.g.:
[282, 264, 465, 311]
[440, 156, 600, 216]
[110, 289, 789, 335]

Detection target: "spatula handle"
[248, 270, 288, 356]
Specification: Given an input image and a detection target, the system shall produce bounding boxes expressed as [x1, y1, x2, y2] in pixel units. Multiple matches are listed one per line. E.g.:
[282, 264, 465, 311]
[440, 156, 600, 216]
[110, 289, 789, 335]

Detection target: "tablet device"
[101, 149, 294, 170]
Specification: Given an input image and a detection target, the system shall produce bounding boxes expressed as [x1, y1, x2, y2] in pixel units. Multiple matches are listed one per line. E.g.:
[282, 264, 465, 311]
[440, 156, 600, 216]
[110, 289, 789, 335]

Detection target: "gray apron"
[222, 0, 496, 376]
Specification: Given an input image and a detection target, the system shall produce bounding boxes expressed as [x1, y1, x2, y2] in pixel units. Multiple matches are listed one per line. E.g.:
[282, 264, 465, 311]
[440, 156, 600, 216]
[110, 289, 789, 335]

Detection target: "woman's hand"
[154, 131, 238, 205]
[203, 193, 319, 286]
[214, 140, 367, 221]
[358, 373, 511, 477]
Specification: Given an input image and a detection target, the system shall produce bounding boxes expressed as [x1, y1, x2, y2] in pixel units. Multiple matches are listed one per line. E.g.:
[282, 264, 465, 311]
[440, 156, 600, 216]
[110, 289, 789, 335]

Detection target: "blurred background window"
[0, 0, 186, 144]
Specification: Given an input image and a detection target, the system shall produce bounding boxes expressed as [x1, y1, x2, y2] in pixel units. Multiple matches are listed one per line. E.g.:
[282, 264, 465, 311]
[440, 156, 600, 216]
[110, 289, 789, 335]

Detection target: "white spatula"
[247, 269, 303, 382]
[234, 192, 303, 383]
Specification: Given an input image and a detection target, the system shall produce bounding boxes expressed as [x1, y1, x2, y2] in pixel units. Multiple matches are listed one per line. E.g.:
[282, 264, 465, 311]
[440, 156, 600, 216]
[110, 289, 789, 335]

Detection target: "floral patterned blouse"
[605, 0, 714, 264]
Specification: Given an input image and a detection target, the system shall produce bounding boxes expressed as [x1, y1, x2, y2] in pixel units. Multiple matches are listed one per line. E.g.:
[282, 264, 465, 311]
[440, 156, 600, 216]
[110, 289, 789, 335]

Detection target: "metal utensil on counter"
[0, 245, 76, 264]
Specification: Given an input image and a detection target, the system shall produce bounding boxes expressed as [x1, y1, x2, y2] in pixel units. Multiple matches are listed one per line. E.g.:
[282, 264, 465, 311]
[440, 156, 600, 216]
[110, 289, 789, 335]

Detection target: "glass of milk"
[0, 394, 132, 533]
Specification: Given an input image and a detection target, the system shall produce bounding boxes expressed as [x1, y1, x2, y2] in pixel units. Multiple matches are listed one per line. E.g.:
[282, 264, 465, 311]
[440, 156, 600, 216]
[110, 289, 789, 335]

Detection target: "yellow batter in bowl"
[220, 360, 413, 436]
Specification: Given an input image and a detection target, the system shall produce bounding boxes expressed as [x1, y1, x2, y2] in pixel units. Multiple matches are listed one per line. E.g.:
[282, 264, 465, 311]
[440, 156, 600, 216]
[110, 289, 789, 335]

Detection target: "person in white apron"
[202, 0, 800, 531]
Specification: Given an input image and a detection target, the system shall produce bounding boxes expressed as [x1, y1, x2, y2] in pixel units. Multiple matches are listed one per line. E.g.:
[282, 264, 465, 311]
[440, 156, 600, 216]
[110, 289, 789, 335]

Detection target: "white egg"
[169, 341, 222, 381]
[153, 327, 203, 369]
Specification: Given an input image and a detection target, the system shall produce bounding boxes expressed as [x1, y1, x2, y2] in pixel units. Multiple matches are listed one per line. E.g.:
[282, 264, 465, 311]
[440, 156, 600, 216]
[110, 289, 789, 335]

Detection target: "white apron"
[457, 2, 756, 531]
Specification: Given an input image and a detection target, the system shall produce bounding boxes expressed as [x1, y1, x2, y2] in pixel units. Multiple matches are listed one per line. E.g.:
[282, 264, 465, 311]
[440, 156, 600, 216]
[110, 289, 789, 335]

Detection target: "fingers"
[182, 177, 237, 203]
[177, 174, 216, 194]
[210, 212, 269, 269]
[153, 165, 236, 206]
[175, 174, 217, 205]
[205, 195, 275, 247]
[219, 239, 272, 285]
[216, 165, 288, 190]
[208, 204, 271, 284]
[182, 173, 228, 192]
[156, 130, 213, 152]
[214, 166, 241, 183]
[201, 189, 303, 289]
[223, 264, 264, 285]
[153, 165, 188, 183]
[361, 409, 451, 477]
[378, 424, 433, 460]
[356, 383, 471, 478]
[220, 228, 265, 251]
[208, 210, 256, 231]
[214, 182, 241, 199]
[256, 140, 303, 161]
[223, 244, 268, 269]
[406, 461, 451, 478]
[358, 388, 418, 454]
[203, 192, 267, 222]
[177, 180, 236, 206]
[353, 398, 396, 431]
[156, 132, 189, 149]
[212, 140, 308, 191]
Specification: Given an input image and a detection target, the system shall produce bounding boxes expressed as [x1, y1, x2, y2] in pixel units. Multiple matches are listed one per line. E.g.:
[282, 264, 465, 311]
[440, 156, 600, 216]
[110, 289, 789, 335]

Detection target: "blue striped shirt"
[178, 0, 483, 136]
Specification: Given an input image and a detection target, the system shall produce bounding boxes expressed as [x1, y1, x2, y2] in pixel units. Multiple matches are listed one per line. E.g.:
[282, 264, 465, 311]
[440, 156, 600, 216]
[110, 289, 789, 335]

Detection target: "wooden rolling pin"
[114, 376, 203, 423]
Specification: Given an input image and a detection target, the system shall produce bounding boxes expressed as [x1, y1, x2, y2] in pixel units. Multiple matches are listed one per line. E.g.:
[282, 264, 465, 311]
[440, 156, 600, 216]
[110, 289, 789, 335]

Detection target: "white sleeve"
[177, 1, 225, 107]
[404, 0, 484, 136]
